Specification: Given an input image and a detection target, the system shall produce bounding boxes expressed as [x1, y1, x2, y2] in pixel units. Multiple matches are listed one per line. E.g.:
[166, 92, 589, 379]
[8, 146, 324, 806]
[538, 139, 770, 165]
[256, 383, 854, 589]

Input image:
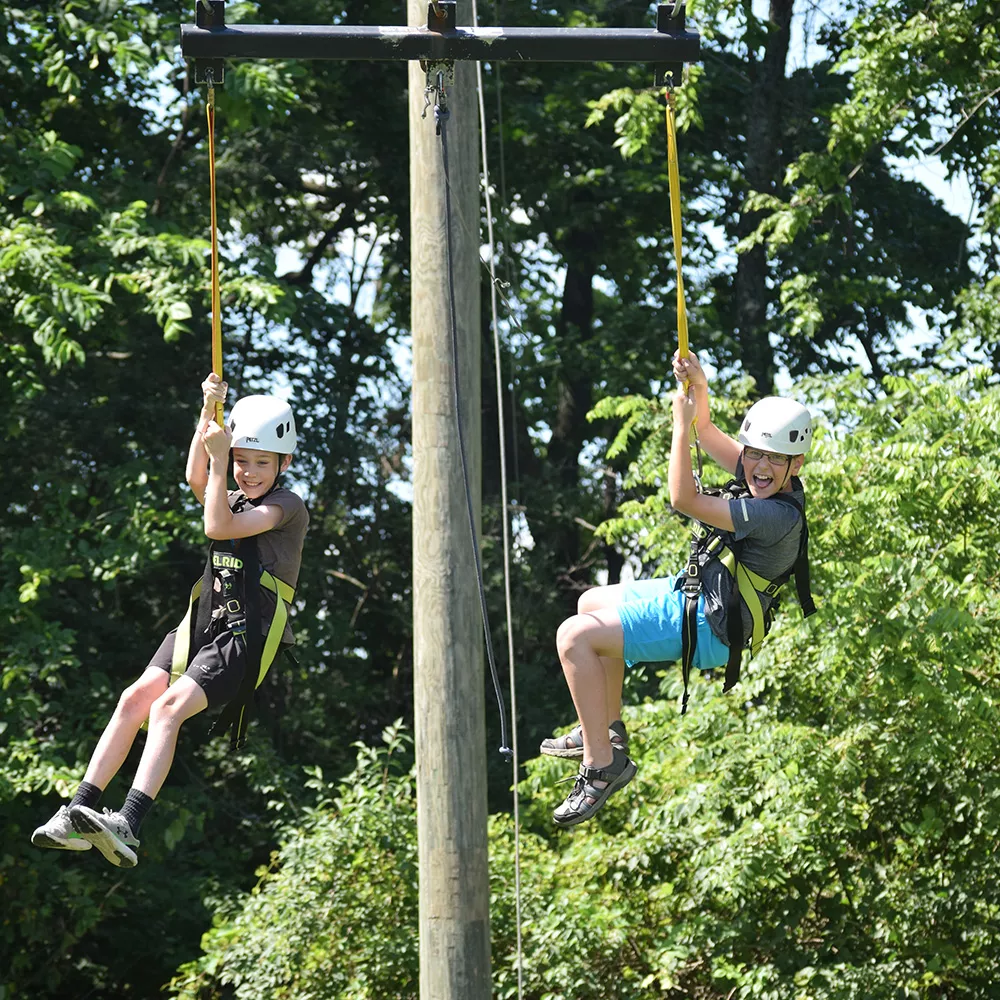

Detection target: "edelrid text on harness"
[169, 493, 295, 748]
[678, 476, 816, 714]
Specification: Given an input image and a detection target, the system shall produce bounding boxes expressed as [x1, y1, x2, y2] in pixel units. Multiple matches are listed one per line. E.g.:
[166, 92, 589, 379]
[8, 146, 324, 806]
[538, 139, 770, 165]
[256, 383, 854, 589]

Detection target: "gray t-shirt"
[698, 484, 805, 647]
[227, 487, 309, 644]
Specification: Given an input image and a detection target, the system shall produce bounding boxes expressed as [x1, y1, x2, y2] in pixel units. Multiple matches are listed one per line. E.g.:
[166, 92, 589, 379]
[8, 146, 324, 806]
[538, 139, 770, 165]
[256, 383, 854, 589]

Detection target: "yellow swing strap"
[207, 83, 223, 428]
[664, 89, 689, 364]
[664, 83, 702, 485]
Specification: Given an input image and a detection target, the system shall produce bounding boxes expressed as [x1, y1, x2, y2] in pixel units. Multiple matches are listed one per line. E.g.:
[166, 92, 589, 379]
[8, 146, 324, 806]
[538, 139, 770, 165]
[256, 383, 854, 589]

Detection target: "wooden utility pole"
[181, 9, 698, 998]
[408, 2, 489, 997]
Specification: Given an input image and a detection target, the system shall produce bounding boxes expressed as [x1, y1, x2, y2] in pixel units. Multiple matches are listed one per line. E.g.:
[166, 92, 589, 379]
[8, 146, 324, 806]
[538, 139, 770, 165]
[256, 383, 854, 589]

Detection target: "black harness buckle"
[681, 537, 702, 598]
[217, 567, 247, 636]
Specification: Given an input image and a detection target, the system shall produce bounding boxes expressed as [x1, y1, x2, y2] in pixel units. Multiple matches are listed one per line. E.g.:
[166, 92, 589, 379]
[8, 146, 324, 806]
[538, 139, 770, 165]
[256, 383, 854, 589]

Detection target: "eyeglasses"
[743, 447, 790, 467]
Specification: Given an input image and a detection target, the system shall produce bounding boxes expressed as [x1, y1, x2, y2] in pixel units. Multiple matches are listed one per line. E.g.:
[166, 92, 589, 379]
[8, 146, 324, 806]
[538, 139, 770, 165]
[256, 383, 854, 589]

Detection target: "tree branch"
[280, 180, 369, 287]
[932, 84, 1000, 157]
[151, 80, 195, 217]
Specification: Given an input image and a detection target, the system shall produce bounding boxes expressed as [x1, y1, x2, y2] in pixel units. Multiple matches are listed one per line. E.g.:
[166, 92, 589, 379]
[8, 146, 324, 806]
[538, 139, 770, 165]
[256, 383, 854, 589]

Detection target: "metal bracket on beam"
[420, 1, 456, 88]
[423, 60, 455, 90]
[427, 2, 456, 34]
[655, 2, 685, 89]
[194, 0, 226, 85]
[421, 60, 454, 134]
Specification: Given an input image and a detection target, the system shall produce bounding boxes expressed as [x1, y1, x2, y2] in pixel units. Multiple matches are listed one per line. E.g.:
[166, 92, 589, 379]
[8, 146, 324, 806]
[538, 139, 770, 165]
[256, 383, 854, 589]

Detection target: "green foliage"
[3, 0, 997, 996]
[740, 0, 998, 369]
[170, 723, 418, 1000]
[175, 369, 1000, 999]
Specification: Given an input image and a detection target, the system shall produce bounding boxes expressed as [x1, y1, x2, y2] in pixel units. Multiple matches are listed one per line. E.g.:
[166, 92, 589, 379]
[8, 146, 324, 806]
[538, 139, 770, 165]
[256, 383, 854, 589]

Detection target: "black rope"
[435, 99, 512, 762]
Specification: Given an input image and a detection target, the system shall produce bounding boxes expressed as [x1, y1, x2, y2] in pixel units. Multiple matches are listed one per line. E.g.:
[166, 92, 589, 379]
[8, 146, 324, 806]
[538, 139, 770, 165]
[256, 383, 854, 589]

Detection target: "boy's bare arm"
[201, 422, 285, 540]
[669, 390, 736, 532]
[672, 352, 742, 477]
[186, 374, 228, 505]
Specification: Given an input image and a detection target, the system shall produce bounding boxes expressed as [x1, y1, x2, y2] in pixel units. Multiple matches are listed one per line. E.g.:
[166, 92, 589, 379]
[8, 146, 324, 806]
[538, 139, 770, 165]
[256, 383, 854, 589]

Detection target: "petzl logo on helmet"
[245, 436, 260, 442]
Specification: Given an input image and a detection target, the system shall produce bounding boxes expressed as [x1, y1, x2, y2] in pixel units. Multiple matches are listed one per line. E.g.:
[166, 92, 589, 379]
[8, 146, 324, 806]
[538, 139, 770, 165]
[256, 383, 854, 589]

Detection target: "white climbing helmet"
[228, 395, 298, 454]
[738, 396, 812, 456]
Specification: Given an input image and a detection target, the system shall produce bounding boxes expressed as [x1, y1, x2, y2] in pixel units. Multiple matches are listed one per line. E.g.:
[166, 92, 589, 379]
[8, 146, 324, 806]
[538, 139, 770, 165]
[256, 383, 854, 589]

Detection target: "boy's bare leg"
[66, 676, 207, 868]
[131, 676, 208, 799]
[555, 608, 626, 770]
[578, 586, 627, 726]
[82, 667, 169, 790]
[602, 655, 625, 723]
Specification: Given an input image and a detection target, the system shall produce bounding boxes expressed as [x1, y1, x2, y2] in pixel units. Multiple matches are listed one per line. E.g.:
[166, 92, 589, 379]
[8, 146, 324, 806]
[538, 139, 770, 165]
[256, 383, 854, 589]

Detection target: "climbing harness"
[678, 476, 816, 714]
[169, 515, 297, 749]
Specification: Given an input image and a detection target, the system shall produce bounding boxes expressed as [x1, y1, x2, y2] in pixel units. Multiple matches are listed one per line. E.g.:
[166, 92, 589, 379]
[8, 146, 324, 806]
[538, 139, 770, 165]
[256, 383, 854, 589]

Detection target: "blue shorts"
[618, 577, 729, 671]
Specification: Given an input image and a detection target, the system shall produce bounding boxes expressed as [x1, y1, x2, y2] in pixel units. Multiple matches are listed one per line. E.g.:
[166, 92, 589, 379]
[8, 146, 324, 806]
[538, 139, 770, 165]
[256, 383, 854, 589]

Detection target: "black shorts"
[148, 626, 247, 710]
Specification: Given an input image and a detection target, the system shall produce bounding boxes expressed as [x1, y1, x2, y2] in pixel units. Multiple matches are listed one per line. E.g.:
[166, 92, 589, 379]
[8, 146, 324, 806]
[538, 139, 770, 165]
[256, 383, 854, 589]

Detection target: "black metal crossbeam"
[181, 23, 700, 63]
[181, 1, 698, 79]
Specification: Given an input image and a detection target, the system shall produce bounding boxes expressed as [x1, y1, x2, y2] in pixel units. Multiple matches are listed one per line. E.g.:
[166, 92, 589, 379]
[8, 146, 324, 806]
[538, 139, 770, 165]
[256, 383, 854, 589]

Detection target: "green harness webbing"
[169, 562, 295, 690]
[169, 502, 296, 750]
[679, 477, 815, 713]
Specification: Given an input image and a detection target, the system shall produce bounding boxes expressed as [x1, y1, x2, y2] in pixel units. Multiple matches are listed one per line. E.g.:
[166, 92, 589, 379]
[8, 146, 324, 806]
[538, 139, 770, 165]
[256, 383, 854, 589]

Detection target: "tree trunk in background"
[547, 249, 596, 599]
[734, 0, 794, 397]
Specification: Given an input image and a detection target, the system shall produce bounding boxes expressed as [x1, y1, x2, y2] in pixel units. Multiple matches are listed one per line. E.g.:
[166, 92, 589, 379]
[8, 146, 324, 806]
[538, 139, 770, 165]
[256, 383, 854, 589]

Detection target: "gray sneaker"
[69, 805, 139, 868]
[31, 805, 93, 852]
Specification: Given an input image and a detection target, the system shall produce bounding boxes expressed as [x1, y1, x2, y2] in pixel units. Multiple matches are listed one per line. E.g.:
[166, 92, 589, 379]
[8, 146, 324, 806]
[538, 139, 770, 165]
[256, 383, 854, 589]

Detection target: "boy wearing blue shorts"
[31, 374, 308, 867]
[542, 351, 813, 827]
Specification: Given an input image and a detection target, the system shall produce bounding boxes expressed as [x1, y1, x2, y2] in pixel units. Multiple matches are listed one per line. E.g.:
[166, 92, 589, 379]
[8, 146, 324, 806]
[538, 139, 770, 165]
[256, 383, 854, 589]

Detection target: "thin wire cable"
[434, 93, 512, 764]
[493, 58, 523, 503]
[472, 7, 525, 990]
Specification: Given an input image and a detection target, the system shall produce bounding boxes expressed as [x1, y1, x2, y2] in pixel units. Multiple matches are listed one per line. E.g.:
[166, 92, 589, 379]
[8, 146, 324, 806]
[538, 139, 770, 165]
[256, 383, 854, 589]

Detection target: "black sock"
[120, 788, 154, 837]
[69, 781, 103, 811]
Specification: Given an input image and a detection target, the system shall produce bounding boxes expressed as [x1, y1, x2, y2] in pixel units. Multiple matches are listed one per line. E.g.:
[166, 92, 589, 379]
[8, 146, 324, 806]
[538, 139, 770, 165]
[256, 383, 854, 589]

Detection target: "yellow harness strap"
[714, 541, 780, 657]
[170, 578, 204, 684]
[259, 570, 295, 685]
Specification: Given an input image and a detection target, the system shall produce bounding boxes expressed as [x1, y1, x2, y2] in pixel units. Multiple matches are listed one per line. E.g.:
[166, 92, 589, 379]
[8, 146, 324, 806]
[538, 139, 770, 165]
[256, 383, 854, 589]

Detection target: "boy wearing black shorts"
[31, 374, 308, 867]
